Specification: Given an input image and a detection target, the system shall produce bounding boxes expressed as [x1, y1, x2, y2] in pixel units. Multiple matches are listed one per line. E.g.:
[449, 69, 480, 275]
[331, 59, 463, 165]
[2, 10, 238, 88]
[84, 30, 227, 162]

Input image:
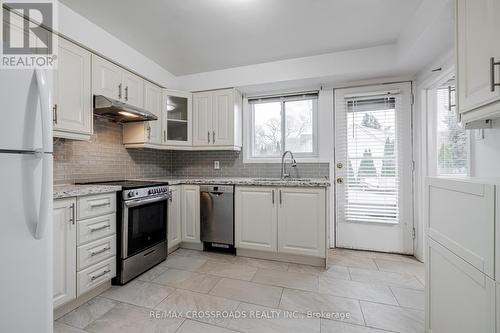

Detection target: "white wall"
[57, 3, 180, 89]
[470, 120, 500, 177]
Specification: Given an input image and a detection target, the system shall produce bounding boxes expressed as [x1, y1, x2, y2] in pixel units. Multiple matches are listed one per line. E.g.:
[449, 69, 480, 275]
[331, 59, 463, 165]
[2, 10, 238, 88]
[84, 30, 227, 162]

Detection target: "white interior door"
[334, 83, 413, 254]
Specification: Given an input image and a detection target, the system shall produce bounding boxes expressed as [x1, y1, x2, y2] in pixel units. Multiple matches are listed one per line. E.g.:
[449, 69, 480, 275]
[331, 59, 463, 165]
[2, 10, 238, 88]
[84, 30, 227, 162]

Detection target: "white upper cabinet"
[456, 0, 500, 123]
[193, 88, 242, 149]
[123, 82, 163, 146]
[235, 187, 278, 252]
[92, 55, 123, 101]
[92, 55, 144, 108]
[162, 90, 192, 147]
[193, 91, 213, 146]
[168, 185, 182, 250]
[122, 72, 144, 109]
[278, 187, 326, 258]
[53, 38, 92, 141]
[53, 198, 77, 308]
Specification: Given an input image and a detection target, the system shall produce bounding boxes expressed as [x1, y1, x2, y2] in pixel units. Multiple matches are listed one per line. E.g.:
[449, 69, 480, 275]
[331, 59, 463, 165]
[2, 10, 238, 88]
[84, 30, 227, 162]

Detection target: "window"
[249, 93, 318, 159]
[435, 83, 468, 175]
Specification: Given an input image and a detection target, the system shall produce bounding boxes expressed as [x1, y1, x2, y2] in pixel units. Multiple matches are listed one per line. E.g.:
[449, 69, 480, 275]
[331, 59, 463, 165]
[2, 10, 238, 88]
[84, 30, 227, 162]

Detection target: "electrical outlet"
[214, 161, 220, 170]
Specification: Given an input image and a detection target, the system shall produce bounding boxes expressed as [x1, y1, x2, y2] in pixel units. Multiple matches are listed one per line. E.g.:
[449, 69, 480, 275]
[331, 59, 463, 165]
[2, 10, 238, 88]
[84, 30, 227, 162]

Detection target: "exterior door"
[334, 83, 413, 254]
[193, 92, 213, 146]
[235, 187, 278, 252]
[53, 198, 76, 308]
[54, 38, 92, 136]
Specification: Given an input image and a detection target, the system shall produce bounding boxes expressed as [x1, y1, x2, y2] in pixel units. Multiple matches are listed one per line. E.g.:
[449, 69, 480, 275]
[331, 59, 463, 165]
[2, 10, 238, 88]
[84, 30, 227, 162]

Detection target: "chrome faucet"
[281, 151, 297, 179]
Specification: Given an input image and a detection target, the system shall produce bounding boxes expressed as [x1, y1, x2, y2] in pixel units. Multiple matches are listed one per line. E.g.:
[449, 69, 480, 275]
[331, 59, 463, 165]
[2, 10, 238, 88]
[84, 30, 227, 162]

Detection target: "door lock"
[336, 177, 344, 184]
[336, 163, 343, 169]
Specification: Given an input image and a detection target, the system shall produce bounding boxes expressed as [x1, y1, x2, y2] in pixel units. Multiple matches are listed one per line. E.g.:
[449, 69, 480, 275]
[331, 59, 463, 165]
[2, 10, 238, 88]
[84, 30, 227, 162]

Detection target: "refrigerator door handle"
[33, 69, 53, 240]
[35, 69, 53, 153]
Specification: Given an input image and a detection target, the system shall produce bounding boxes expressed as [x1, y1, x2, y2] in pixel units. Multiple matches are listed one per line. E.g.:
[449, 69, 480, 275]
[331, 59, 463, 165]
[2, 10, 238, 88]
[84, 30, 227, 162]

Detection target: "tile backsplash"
[53, 117, 329, 184]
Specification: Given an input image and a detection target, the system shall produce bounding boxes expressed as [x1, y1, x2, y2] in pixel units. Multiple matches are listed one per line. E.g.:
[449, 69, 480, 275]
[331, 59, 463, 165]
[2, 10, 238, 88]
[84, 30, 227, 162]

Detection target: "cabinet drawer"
[77, 235, 116, 271]
[77, 257, 116, 297]
[426, 238, 496, 333]
[77, 213, 116, 245]
[77, 193, 116, 220]
[427, 178, 495, 277]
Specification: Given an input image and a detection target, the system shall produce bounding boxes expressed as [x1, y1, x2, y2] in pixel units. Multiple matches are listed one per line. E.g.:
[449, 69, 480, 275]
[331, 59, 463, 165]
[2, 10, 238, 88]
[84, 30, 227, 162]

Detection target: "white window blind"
[337, 94, 402, 224]
[436, 85, 468, 175]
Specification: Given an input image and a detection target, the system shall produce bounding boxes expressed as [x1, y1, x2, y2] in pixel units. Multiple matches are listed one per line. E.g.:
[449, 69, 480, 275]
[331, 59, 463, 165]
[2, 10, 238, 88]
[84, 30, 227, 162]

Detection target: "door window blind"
[338, 94, 401, 224]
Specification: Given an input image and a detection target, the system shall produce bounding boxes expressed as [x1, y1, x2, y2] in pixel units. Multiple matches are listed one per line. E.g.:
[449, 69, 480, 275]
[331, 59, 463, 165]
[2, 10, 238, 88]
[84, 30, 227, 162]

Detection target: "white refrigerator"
[0, 66, 53, 332]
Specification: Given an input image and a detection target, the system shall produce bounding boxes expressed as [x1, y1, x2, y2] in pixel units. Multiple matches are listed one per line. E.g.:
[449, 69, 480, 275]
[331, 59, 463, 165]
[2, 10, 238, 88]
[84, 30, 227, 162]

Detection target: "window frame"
[246, 96, 319, 162]
[427, 75, 471, 177]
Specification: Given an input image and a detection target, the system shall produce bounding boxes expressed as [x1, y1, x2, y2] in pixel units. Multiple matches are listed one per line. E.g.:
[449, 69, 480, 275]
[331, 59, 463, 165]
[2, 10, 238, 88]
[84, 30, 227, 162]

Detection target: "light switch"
[214, 161, 220, 170]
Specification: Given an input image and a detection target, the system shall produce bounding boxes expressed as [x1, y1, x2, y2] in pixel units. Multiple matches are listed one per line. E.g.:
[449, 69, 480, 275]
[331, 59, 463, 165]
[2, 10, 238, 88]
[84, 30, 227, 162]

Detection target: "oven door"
[122, 194, 168, 258]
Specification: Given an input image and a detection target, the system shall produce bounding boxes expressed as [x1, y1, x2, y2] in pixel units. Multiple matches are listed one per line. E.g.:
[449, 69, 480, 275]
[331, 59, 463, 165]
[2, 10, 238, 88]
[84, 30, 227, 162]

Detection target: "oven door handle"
[124, 195, 169, 208]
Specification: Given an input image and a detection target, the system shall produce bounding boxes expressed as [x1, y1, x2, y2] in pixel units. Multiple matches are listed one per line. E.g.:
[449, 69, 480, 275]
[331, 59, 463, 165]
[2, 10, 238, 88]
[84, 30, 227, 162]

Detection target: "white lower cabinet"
[168, 185, 182, 249]
[53, 193, 117, 309]
[278, 188, 326, 257]
[53, 198, 77, 308]
[235, 186, 326, 258]
[181, 185, 200, 243]
[426, 238, 496, 333]
[235, 187, 277, 252]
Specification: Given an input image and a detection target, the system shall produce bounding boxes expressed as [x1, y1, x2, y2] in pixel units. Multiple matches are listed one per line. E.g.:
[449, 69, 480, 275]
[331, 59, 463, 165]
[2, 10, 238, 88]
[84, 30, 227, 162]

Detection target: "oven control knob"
[128, 192, 134, 198]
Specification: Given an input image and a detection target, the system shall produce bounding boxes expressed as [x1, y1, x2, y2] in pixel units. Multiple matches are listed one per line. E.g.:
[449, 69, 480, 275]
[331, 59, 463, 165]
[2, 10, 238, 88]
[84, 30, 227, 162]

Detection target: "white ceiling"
[59, 0, 423, 76]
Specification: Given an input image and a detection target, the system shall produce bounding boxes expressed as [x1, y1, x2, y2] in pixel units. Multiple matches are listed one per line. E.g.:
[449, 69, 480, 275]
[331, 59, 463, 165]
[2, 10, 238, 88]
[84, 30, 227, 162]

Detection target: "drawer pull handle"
[89, 200, 110, 208]
[90, 269, 111, 281]
[90, 247, 111, 257]
[89, 225, 110, 233]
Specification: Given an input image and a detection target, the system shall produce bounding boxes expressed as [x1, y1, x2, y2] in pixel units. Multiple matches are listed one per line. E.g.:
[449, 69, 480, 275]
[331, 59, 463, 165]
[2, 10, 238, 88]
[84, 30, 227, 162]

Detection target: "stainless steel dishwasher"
[200, 185, 234, 251]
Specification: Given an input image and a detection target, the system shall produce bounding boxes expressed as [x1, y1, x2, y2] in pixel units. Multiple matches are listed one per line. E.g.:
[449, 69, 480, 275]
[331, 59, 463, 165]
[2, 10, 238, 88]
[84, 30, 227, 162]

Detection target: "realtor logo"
[1, 0, 57, 69]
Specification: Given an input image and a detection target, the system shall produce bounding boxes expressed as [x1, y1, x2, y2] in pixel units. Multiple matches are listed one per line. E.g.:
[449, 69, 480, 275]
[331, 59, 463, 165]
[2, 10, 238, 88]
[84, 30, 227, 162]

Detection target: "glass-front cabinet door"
[162, 90, 192, 146]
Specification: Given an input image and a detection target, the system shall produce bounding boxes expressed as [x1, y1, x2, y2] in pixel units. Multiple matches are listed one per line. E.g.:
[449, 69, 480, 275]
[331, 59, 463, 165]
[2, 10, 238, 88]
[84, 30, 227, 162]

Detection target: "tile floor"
[55, 248, 425, 333]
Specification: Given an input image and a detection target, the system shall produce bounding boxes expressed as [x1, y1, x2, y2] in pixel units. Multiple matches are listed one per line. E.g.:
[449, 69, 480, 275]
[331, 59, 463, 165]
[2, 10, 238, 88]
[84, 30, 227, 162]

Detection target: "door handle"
[490, 57, 500, 92]
[336, 177, 344, 184]
[34, 69, 52, 240]
[163, 130, 167, 143]
[90, 269, 111, 281]
[69, 203, 75, 225]
[53, 104, 58, 124]
[279, 190, 282, 205]
[125, 86, 129, 101]
[272, 190, 275, 204]
[207, 131, 210, 144]
[89, 224, 110, 233]
[212, 131, 215, 144]
[90, 246, 111, 257]
[118, 83, 122, 99]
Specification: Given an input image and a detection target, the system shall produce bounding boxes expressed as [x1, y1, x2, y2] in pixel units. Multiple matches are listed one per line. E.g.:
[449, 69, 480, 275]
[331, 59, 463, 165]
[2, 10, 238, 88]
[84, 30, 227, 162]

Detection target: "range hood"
[93, 95, 158, 122]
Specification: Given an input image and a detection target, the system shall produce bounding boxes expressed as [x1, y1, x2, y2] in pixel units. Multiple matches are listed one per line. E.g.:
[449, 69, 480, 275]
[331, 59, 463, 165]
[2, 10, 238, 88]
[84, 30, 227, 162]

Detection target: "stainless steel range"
[77, 180, 170, 284]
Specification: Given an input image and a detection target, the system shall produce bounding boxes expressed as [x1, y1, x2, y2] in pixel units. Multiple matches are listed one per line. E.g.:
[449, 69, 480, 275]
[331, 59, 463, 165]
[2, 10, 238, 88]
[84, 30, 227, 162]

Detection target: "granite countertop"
[53, 184, 122, 199]
[143, 177, 331, 187]
[53, 177, 330, 199]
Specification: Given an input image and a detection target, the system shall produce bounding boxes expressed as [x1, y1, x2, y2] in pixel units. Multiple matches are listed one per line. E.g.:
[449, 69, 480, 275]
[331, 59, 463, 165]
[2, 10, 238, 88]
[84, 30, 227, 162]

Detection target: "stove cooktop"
[76, 180, 168, 190]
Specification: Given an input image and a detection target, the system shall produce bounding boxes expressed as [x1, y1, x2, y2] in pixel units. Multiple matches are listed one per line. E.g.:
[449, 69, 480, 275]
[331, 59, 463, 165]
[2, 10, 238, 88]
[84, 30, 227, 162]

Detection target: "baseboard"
[179, 242, 203, 251]
[237, 249, 326, 267]
[54, 281, 111, 320]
